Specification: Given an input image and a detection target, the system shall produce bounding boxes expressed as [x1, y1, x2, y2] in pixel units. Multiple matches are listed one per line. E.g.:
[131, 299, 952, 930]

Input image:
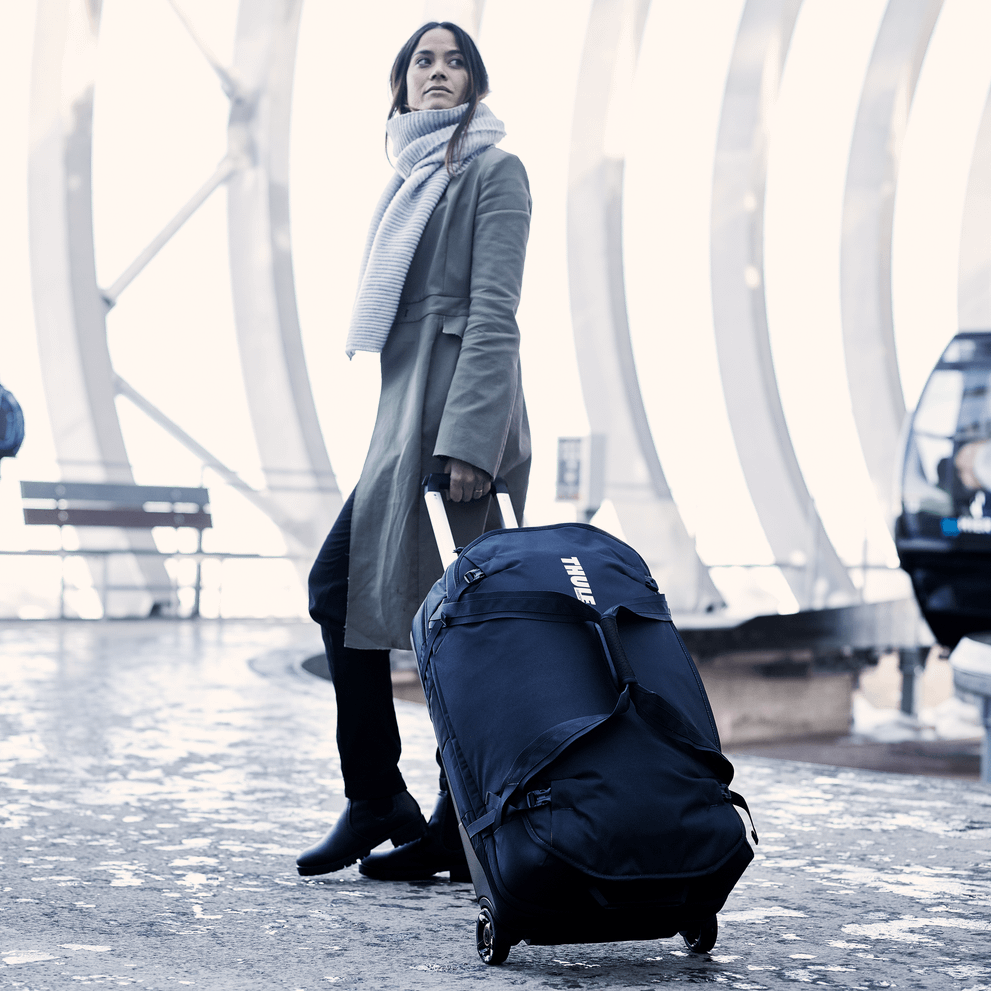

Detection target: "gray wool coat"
[344, 146, 532, 650]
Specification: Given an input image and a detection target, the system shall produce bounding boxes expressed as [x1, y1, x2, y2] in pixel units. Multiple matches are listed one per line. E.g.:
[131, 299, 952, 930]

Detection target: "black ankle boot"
[358, 789, 470, 881]
[296, 791, 427, 877]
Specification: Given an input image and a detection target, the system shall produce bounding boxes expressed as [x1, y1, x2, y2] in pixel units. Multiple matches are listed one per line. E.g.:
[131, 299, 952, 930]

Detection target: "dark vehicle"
[896, 331, 991, 647]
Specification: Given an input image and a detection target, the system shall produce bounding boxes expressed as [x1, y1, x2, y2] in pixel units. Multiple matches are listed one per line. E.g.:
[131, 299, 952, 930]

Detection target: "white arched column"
[28, 0, 343, 614]
[28, 0, 170, 616]
[959, 84, 991, 329]
[840, 0, 944, 520]
[710, 0, 856, 609]
[568, 0, 724, 613]
[227, 0, 340, 559]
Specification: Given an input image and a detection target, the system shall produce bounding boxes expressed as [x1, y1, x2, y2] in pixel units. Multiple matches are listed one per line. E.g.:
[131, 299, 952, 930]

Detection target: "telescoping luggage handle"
[423, 473, 518, 569]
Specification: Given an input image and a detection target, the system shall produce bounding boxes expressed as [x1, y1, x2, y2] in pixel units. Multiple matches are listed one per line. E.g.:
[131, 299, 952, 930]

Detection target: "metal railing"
[0, 547, 310, 619]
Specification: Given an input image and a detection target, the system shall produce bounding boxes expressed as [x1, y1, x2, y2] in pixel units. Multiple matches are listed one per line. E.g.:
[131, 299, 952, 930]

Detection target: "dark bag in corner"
[0, 384, 24, 477]
[413, 504, 756, 964]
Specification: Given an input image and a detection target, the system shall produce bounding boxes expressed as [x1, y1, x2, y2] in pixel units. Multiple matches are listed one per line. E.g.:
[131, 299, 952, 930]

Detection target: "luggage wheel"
[475, 906, 510, 965]
[680, 915, 718, 954]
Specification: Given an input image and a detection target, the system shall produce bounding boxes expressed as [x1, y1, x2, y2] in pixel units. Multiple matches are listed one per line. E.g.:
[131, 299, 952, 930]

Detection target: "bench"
[20, 481, 212, 616]
[21, 481, 211, 530]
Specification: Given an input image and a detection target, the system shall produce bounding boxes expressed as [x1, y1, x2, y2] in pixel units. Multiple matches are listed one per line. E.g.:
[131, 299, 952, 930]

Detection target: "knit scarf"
[345, 102, 506, 358]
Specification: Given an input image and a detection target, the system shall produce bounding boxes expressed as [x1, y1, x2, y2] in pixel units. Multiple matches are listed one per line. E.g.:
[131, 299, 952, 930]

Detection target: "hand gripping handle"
[422, 474, 518, 568]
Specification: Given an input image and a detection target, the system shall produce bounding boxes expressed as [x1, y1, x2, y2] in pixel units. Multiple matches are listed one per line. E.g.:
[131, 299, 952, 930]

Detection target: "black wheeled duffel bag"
[413, 476, 757, 964]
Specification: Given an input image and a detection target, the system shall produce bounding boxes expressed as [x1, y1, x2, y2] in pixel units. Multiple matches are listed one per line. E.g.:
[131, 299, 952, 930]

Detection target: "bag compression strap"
[597, 611, 734, 783]
[423, 590, 598, 662]
[465, 689, 631, 839]
[437, 590, 733, 782]
[438, 590, 738, 838]
[601, 605, 759, 844]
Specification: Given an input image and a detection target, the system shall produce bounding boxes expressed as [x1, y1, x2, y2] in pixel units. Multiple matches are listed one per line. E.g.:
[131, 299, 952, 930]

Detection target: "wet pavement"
[1, 620, 991, 990]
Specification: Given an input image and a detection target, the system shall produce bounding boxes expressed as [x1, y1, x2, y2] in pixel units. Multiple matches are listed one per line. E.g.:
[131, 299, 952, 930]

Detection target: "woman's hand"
[444, 458, 492, 502]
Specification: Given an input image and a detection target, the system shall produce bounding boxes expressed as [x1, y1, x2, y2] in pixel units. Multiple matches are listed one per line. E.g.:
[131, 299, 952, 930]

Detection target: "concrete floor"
[2, 619, 991, 990]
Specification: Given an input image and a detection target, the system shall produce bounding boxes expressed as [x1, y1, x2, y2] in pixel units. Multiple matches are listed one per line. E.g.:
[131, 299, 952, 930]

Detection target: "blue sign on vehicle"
[942, 515, 991, 536]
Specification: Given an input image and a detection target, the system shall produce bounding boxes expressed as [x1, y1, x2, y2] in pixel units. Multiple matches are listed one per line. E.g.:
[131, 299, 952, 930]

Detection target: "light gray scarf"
[345, 102, 506, 358]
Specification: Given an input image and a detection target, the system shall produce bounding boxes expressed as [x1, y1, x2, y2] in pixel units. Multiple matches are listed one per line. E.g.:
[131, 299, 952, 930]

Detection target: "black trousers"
[308, 491, 407, 801]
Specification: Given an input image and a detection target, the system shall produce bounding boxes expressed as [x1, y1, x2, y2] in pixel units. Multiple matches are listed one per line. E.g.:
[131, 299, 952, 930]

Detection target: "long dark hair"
[388, 22, 490, 173]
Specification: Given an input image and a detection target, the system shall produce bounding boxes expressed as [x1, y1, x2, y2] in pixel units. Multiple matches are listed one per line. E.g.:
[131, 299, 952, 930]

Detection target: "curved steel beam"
[568, 0, 724, 613]
[28, 0, 171, 616]
[227, 0, 341, 558]
[840, 0, 943, 520]
[114, 374, 310, 539]
[959, 85, 991, 330]
[711, 0, 856, 608]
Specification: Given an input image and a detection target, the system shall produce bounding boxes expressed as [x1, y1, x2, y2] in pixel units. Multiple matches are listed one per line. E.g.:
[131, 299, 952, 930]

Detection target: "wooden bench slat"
[23, 508, 213, 530]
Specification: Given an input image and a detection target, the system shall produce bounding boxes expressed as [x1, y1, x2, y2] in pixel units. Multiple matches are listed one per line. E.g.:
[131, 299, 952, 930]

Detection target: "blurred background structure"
[1, 0, 990, 637]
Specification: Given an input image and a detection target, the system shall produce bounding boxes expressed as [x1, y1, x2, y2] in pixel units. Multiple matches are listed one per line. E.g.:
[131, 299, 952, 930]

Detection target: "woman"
[297, 22, 531, 881]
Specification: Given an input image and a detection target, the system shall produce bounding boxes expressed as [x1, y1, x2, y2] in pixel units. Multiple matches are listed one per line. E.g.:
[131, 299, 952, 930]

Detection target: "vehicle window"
[913, 369, 964, 438]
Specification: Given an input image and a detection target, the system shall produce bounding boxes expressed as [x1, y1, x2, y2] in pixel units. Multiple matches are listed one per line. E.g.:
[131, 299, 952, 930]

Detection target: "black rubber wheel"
[680, 915, 718, 954]
[476, 907, 510, 965]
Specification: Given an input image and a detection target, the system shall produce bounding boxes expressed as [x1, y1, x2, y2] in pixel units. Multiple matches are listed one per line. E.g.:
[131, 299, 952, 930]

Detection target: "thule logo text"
[561, 556, 596, 605]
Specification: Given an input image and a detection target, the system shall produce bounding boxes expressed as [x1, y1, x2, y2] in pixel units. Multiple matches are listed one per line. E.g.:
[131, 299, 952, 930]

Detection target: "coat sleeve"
[433, 152, 531, 477]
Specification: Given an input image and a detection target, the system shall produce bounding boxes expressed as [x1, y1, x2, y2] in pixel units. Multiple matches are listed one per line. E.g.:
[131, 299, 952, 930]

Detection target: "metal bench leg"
[193, 530, 203, 618]
[59, 525, 65, 620]
[982, 697, 991, 785]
